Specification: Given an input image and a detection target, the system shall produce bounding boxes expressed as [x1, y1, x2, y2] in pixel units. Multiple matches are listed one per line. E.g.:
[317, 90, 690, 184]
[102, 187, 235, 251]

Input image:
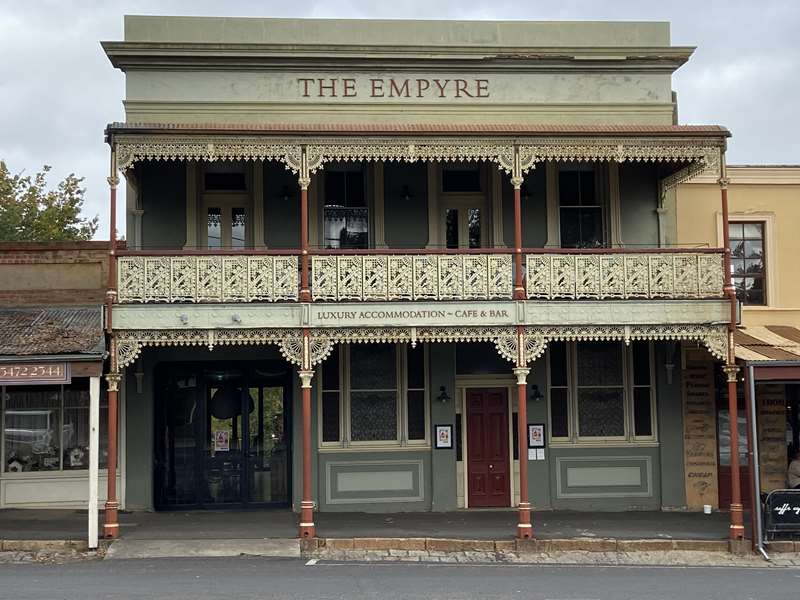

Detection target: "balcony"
[115, 249, 725, 304]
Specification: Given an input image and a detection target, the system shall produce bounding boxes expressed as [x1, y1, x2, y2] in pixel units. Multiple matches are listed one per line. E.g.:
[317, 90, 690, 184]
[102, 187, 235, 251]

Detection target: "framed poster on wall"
[528, 423, 545, 448]
[435, 424, 453, 449]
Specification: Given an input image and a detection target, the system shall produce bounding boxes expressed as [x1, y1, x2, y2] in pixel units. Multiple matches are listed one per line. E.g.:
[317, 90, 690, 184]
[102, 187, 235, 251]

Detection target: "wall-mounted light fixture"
[437, 385, 451, 403]
[179, 313, 189, 325]
[530, 384, 545, 402]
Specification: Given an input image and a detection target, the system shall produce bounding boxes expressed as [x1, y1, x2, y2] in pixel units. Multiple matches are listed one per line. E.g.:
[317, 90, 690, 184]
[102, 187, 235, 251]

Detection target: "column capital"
[718, 176, 730, 189]
[723, 364, 740, 383]
[510, 176, 524, 189]
[298, 369, 315, 388]
[512, 367, 530, 385]
[105, 372, 121, 391]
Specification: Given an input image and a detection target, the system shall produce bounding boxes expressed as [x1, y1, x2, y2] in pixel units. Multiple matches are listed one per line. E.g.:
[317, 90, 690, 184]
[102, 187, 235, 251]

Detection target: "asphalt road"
[0, 557, 798, 600]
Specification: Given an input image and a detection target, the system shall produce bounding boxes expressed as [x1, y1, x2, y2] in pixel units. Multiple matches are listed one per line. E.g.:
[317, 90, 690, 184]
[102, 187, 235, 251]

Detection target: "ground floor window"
[547, 341, 656, 444]
[319, 343, 429, 447]
[2, 381, 108, 472]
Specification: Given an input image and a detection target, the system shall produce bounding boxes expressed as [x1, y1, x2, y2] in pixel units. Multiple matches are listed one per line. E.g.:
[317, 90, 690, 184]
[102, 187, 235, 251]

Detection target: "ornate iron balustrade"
[525, 251, 725, 300]
[117, 255, 299, 303]
[311, 254, 513, 301]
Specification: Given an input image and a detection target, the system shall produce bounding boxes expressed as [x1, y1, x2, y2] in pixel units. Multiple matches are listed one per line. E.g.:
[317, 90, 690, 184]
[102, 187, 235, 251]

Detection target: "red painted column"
[719, 155, 744, 541]
[104, 370, 120, 539]
[299, 182, 311, 302]
[104, 149, 120, 539]
[512, 178, 525, 300]
[513, 365, 532, 539]
[298, 348, 315, 538]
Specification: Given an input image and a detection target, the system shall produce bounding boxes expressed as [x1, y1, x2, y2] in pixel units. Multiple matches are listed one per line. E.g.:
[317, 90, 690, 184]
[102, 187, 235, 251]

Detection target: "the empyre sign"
[298, 77, 490, 99]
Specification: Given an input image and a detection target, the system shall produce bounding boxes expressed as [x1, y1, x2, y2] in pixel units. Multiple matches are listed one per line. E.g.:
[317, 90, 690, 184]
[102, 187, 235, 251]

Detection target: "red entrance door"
[466, 388, 510, 508]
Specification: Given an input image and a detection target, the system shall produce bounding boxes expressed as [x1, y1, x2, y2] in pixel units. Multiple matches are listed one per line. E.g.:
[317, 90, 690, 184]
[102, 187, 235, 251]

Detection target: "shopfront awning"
[735, 326, 800, 380]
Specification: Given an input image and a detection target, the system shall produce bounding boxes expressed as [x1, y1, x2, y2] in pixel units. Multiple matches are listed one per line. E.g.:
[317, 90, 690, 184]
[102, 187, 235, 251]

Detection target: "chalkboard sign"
[764, 490, 800, 538]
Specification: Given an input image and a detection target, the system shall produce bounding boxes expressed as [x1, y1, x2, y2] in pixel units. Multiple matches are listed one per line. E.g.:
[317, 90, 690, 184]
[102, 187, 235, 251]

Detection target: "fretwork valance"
[113, 133, 723, 187]
[114, 323, 728, 371]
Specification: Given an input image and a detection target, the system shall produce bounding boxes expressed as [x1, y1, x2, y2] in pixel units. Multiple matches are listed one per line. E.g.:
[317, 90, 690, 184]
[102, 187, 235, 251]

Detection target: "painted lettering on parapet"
[297, 77, 490, 99]
[315, 308, 510, 324]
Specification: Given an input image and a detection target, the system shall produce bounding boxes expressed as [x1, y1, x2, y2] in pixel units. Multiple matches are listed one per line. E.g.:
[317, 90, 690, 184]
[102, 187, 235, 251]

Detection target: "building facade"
[678, 167, 800, 519]
[0, 242, 112, 516]
[96, 16, 743, 540]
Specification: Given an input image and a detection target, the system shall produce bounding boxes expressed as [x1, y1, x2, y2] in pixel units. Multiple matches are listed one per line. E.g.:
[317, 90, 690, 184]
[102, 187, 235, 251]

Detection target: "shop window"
[729, 221, 766, 305]
[2, 383, 108, 472]
[576, 342, 625, 439]
[547, 341, 656, 444]
[559, 168, 604, 248]
[350, 345, 397, 442]
[324, 170, 368, 249]
[319, 344, 429, 447]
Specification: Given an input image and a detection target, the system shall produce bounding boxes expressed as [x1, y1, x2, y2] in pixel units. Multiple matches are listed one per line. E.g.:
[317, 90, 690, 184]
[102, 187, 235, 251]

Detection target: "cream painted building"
[678, 166, 800, 327]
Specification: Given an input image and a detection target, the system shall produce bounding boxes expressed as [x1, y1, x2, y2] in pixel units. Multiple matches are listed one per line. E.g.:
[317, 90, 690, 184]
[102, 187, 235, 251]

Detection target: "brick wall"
[0, 241, 119, 305]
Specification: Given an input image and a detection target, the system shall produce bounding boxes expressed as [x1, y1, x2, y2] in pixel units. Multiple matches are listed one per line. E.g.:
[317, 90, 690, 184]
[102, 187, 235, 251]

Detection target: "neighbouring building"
[678, 167, 800, 515]
[0, 242, 112, 510]
[86, 16, 747, 541]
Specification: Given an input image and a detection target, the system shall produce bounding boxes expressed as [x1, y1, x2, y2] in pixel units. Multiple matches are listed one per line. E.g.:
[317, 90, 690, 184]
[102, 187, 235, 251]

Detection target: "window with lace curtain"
[318, 344, 428, 447]
[547, 341, 655, 444]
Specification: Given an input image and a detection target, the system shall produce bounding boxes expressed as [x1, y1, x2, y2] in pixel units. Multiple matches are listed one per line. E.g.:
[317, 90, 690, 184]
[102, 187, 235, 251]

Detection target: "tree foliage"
[0, 160, 99, 241]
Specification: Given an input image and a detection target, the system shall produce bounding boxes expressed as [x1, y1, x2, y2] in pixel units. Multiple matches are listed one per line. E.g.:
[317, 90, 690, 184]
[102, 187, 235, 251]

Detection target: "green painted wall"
[619, 163, 660, 247]
[124, 16, 671, 48]
[384, 163, 429, 248]
[502, 168, 547, 248]
[139, 162, 187, 249]
[526, 358, 552, 508]
[263, 162, 301, 249]
[430, 343, 458, 511]
[655, 341, 686, 509]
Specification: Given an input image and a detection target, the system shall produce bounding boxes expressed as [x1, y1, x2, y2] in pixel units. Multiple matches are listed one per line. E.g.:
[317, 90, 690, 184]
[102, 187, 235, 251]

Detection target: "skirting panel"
[555, 456, 653, 499]
[325, 459, 425, 505]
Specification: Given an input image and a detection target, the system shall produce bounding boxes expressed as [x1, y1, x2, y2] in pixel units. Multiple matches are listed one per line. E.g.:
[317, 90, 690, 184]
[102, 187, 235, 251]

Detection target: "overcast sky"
[1, 0, 798, 239]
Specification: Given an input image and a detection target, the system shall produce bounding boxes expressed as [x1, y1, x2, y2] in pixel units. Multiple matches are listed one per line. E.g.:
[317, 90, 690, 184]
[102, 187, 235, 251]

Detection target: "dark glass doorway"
[154, 361, 291, 510]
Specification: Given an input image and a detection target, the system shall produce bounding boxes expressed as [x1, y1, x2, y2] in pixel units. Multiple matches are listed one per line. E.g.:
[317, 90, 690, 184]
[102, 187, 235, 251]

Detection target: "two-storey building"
[98, 16, 741, 541]
[678, 166, 800, 544]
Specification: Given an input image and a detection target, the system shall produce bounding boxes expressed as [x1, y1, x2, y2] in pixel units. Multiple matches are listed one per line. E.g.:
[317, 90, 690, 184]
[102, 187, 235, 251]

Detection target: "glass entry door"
[155, 362, 291, 509]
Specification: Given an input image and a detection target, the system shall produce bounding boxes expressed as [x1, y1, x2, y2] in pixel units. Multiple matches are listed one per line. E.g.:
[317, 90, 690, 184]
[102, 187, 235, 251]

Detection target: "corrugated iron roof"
[734, 326, 800, 362]
[0, 306, 104, 358]
[106, 122, 731, 137]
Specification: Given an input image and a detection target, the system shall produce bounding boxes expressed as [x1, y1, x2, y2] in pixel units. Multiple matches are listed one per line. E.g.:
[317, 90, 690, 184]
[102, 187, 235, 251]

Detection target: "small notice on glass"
[214, 431, 230, 452]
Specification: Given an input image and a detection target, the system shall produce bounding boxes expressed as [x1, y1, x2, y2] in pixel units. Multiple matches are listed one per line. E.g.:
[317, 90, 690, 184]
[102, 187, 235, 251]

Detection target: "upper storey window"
[729, 222, 766, 305]
[324, 169, 368, 249]
[201, 163, 250, 248]
[559, 168, 603, 248]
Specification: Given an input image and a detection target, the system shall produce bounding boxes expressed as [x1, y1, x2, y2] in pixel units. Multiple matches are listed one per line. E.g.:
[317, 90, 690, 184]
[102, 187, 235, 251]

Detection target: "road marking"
[305, 559, 318, 566]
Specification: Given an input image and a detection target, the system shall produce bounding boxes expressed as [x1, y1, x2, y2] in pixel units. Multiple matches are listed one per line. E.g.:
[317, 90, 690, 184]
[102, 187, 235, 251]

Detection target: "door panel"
[154, 362, 291, 510]
[467, 388, 510, 507]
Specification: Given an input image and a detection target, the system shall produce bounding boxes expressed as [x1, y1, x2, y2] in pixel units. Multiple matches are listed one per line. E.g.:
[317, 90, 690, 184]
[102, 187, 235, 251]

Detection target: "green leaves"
[0, 161, 99, 241]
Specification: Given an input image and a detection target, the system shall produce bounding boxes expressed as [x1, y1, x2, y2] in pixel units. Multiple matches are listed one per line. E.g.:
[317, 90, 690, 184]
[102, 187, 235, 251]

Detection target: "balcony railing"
[311, 252, 513, 301]
[116, 254, 298, 303]
[115, 249, 725, 304]
[525, 250, 725, 300]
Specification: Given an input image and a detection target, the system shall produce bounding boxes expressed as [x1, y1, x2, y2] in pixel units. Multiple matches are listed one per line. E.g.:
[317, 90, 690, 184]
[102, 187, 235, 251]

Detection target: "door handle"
[488, 464, 494, 470]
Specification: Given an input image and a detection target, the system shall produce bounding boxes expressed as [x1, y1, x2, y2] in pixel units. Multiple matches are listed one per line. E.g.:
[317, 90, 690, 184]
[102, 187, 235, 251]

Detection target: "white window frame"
[546, 341, 657, 446]
[717, 214, 775, 308]
[317, 343, 430, 450]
